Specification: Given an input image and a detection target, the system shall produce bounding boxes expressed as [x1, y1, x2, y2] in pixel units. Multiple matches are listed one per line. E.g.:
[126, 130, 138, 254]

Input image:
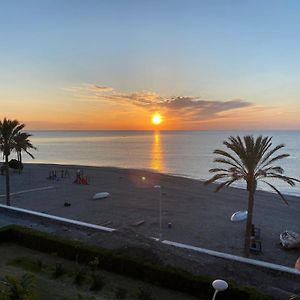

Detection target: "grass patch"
[73, 268, 87, 286]
[0, 225, 272, 300]
[114, 287, 128, 300]
[90, 272, 106, 291]
[8, 257, 43, 273]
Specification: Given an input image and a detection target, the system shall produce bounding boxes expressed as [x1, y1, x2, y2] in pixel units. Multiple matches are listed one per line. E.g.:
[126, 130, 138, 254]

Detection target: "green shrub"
[36, 259, 43, 271]
[88, 256, 100, 272]
[52, 263, 65, 278]
[135, 287, 155, 300]
[0, 273, 37, 300]
[114, 287, 128, 300]
[77, 294, 96, 300]
[90, 272, 105, 291]
[117, 246, 162, 265]
[73, 268, 86, 286]
[0, 226, 14, 242]
[8, 257, 42, 273]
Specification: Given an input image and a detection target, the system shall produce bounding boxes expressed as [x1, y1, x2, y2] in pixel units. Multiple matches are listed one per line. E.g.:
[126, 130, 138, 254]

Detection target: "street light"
[212, 279, 228, 300]
[154, 185, 162, 241]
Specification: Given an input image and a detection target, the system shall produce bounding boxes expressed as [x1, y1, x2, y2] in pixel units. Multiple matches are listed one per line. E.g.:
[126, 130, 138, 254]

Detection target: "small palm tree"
[205, 135, 299, 257]
[13, 132, 37, 173]
[0, 118, 25, 205]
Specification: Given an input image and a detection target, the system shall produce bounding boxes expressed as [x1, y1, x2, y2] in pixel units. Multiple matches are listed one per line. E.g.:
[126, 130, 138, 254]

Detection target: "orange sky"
[2, 83, 299, 131]
[2, 2, 300, 130]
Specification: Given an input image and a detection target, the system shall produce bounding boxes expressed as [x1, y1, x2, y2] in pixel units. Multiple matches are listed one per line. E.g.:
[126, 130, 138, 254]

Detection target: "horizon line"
[27, 129, 300, 132]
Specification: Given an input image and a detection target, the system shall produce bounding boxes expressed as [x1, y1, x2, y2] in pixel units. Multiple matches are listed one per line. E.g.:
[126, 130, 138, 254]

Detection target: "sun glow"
[152, 113, 162, 125]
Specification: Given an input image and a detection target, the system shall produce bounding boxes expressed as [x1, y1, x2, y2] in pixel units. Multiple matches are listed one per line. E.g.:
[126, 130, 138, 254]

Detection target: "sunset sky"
[1, 0, 300, 130]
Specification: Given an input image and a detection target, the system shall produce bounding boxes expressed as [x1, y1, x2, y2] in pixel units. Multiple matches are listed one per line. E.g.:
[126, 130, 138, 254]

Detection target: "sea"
[24, 130, 300, 197]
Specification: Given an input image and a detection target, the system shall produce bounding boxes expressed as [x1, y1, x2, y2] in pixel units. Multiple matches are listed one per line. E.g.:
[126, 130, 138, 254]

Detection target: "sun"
[151, 113, 162, 125]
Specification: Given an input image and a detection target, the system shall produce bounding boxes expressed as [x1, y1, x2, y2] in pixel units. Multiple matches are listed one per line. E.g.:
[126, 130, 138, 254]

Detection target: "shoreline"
[0, 162, 299, 269]
[23, 161, 300, 198]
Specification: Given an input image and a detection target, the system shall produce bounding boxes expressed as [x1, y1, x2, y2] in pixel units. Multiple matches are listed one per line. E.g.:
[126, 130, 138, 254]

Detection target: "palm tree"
[0, 118, 25, 205]
[13, 132, 37, 173]
[205, 135, 299, 257]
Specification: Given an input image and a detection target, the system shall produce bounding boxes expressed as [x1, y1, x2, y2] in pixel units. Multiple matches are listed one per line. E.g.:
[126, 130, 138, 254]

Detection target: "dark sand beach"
[0, 163, 299, 268]
[1, 163, 300, 296]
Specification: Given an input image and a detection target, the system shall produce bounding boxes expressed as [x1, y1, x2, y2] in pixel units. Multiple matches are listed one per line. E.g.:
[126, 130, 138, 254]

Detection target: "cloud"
[62, 84, 114, 94]
[65, 83, 253, 121]
[88, 85, 114, 92]
[159, 96, 251, 118]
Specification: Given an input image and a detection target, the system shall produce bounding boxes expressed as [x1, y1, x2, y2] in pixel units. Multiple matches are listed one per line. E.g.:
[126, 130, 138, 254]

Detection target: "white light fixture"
[212, 279, 228, 300]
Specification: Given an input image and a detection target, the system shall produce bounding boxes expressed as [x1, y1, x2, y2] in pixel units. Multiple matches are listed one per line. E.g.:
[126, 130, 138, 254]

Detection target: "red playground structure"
[74, 169, 89, 185]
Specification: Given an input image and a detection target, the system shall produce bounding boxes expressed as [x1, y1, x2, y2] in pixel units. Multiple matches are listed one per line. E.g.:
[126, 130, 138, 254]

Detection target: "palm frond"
[24, 150, 35, 159]
[265, 174, 300, 186]
[213, 149, 246, 173]
[254, 136, 271, 157]
[224, 136, 247, 163]
[208, 168, 230, 173]
[215, 178, 240, 192]
[213, 158, 246, 174]
[258, 166, 284, 175]
[204, 173, 229, 185]
[260, 180, 289, 205]
[11, 123, 25, 137]
[258, 144, 285, 168]
[260, 154, 290, 170]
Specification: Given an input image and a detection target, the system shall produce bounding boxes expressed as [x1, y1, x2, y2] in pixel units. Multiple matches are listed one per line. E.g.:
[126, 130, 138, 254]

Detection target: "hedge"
[0, 225, 272, 300]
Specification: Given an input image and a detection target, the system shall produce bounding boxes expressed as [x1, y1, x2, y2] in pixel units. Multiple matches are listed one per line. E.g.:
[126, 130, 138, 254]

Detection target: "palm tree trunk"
[5, 154, 10, 206]
[17, 151, 20, 173]
[244, 185, 255, 257]
[18, 151, 22, 174]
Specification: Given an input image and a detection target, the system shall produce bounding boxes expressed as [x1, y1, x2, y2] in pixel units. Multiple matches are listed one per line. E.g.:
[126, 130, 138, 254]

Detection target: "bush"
[36, 259, 43, 272]
[52, 263, 65, 278]
[0, 273, 37, 300]
[73, 268, 86, 286]
[77, 294, 96, 300]
[135, 287, 155, 300]
[0, 225, 272, 300]
[114, 287, 128, 300]
[117, 246, 162, 265]
[88, 256, 100, 272]
[8, 257, 43, 274]
[8, 159, 23, 170]
[90, 272, 105, 291]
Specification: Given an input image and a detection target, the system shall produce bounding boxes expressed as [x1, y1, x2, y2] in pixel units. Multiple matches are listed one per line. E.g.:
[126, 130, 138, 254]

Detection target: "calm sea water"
[25, 130, 300, 196]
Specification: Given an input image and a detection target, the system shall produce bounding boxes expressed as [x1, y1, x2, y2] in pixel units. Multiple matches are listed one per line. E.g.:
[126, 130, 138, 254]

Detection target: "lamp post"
[154, 185, 162, 241]
[212, 279, 228, 300]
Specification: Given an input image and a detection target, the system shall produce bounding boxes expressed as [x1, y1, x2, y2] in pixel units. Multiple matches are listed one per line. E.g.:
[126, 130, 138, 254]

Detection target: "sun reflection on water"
[151, 131, 165, 172]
